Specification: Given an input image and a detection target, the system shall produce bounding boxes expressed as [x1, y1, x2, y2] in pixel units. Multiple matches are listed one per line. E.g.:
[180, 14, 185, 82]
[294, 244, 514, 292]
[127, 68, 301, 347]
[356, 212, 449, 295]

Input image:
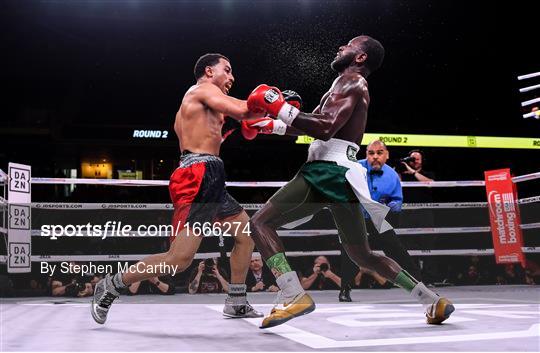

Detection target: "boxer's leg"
[121, 227, 202, 285]
[329, 201, 454, 324]
[91, 225, 203, 324]
[329, 202, 403, 280]
[215, 203, 263, 318]
[252, 173, 324, 328]
[251, 173, 325, 265]
[375, 226, 423, 281]
[216, 196, 253, 284]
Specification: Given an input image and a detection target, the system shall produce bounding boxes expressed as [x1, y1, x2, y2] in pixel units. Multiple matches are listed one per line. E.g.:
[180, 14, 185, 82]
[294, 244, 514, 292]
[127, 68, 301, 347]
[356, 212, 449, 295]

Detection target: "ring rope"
[1, 247, 539, 264]
[23, 221, 540, 238]
[28, 171, 540, 188]
[21, 194, 540, 210]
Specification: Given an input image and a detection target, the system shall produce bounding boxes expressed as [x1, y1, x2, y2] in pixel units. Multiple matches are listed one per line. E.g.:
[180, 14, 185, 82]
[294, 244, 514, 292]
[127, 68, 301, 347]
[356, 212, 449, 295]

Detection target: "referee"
[339, 140, 422, 302]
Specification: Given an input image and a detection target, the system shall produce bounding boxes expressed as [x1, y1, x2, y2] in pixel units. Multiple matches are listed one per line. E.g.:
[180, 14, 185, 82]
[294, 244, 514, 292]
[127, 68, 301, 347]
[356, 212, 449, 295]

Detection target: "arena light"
[295, 133, 540, 149]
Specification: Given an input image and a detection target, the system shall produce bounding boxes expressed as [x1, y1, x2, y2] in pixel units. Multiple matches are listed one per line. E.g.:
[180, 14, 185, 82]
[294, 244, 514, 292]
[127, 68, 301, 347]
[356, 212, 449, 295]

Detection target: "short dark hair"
[359, 36, 385, 73]
[193, 53, 230, 80]
[368, 139, 388, 150]
[408, 149, 426, 162]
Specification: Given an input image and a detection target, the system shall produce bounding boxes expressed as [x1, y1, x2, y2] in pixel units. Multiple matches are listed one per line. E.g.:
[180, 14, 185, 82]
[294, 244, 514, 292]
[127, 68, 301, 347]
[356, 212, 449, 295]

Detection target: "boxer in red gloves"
[241, 90, 302, 139]
[245, 36, 454, 329]
[92, 53, 265, 325]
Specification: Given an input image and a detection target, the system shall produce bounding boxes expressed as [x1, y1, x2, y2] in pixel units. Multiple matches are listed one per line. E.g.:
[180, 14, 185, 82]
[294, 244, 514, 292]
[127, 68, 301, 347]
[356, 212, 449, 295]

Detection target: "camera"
[65, 281, 86, 297]
[400, 156, 416, 163]
[319, 263, 329, 272]
[203, 258, 215, 274]
[395, 155, 416, 173]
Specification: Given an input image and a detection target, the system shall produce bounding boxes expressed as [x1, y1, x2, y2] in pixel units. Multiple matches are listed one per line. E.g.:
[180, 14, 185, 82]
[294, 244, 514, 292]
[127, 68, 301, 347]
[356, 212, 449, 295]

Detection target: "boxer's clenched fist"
[241, 117, 286, 140]
[247, 84, 300, 126]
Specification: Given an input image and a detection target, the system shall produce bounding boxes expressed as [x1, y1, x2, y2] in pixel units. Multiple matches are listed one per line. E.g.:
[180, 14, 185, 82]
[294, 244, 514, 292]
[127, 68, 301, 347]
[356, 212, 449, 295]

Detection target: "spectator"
[398, 149, 439, 283]
[245, 254, 279, 292]
[128, 276, 175, 295]
[399, 149, 435, 185]
[49, 262, 97, 298]
[300, 256, 341, 290]
[188, 258, 229, 294]
[465, 265, 480, 285]
[502, 264, 524, 284]
[524, 258, 540, 284]
[340, 140, 421, 302]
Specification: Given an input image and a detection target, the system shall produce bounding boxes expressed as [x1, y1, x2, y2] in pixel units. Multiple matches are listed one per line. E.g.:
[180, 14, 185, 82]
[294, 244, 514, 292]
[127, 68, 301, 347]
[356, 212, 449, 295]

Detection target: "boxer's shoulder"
[185, 82, 221, 100]
[334, 73, 368, 95]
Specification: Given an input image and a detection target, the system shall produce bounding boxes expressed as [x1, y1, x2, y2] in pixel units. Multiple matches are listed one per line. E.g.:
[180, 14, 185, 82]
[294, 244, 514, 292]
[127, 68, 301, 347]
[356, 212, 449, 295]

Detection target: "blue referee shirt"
[359, 159, 403, 213]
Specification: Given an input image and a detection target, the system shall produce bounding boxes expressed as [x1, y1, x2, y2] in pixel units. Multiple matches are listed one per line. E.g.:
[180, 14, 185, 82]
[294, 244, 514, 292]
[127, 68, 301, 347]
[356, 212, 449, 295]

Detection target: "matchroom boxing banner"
[484, 168, 525, 267]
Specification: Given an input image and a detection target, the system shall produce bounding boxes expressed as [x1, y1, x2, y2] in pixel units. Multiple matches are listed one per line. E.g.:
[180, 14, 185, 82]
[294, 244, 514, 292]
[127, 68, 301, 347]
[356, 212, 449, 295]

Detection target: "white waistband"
[307, 138, 360, 162]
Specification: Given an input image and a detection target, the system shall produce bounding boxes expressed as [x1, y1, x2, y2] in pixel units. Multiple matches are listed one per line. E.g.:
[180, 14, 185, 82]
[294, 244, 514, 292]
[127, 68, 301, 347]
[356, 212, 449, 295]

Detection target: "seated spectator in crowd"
[50, 262, 99, 298]
[188, 258, 229, 294]
[128, 276, 175, 295]
[300, 256, 341, 290]
[502, 263, 524, 284]
[245, 254, 279, 292]
[523, 258, 540, 285]
[495, 275, 507, 285]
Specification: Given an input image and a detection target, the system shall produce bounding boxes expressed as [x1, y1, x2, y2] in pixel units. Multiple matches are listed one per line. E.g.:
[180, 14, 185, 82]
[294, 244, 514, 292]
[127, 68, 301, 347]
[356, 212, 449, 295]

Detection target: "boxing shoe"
[91, 274, 120, 324]
[223, 299, 263, 318]
[260, 292, 315, 329]
[426, 297, 455, 324]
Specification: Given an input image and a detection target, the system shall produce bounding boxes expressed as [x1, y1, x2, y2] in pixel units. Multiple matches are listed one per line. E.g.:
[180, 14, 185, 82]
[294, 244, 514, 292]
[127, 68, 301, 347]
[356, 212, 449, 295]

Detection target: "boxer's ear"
[356, 52, 367, 64]
[204, 65, 214, 78]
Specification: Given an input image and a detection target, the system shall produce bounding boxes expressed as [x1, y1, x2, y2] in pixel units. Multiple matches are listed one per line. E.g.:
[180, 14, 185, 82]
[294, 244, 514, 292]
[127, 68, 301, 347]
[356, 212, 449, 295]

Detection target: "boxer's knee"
[233, 228, 255, 249]
[164, 251, 193, 272]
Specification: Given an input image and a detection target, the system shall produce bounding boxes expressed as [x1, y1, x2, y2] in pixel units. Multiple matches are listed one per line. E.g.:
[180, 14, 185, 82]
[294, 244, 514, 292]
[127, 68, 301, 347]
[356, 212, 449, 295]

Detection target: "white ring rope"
[23, 222, 540, 238]
[2, 170, 539, 263]
[518, 72, 540, 80]
[23, 194, 540, 211]
[519, 83, 540, 93]
[521, 97, 540, 107]
[523, 111, 540, 119]
[28, 171, 540, 188]
[1, 247, 539, 264]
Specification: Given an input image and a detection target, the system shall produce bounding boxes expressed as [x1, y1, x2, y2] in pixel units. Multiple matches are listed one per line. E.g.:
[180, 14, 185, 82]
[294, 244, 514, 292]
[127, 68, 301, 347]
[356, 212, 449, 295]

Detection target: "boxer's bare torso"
[174, 84, 225, 156]
[316, 72, 369, 143]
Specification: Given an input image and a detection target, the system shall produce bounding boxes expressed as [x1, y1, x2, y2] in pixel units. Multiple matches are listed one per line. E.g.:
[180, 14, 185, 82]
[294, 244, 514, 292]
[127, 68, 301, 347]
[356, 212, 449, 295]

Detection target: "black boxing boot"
[339, 284, 352, 302]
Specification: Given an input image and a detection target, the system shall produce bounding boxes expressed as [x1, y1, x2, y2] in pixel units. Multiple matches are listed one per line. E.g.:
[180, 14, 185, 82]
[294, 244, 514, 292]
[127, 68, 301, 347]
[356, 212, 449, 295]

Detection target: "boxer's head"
[331, 35, 385, 76]
[194, 53, 234, 94]
[366, 140, 389, 171]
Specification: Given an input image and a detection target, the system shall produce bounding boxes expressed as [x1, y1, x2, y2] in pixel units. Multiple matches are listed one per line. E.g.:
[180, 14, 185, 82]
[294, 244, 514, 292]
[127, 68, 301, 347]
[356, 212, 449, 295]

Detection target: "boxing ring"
[1, 168, 539, 351]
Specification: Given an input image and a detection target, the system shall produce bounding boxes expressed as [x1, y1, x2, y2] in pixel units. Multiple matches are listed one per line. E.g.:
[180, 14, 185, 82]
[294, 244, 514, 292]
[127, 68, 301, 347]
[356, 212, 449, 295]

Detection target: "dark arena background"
[1, 1, 539, 352]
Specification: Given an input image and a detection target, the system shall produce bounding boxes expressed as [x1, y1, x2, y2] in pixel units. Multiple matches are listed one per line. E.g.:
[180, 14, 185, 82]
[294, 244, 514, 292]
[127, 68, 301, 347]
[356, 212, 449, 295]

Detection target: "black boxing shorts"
[169, 150, 243, 240]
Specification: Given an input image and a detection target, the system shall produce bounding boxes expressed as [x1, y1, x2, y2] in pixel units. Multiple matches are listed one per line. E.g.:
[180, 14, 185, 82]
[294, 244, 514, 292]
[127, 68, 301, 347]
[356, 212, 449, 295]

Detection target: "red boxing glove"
[241, 117, 287, 140]
[247, 84, 300, 126]
[240, 122, 258, 140]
